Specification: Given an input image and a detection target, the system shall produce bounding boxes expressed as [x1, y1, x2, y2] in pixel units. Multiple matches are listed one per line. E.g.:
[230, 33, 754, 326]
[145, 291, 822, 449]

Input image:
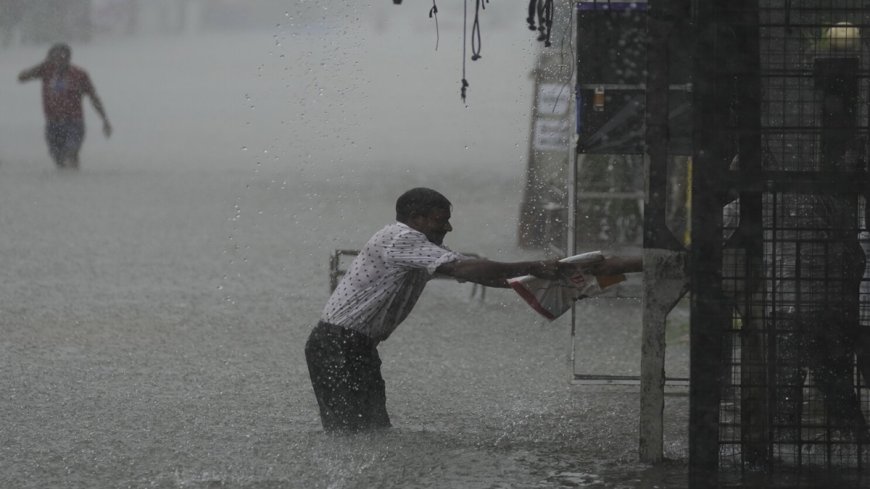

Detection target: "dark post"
[644, 0, 685, 253]
[730, 2, 766, 468]
[689, 0, 735, 484]
[639, 0, 691, 464]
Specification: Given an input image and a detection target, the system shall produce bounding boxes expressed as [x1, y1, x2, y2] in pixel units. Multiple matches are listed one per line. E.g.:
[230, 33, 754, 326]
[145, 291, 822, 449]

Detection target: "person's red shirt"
[34, 64, 94, 122]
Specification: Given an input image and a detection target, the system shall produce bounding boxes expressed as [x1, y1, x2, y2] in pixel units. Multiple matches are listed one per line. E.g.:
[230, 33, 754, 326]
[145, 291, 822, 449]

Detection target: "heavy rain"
[18, 1, 870, 488]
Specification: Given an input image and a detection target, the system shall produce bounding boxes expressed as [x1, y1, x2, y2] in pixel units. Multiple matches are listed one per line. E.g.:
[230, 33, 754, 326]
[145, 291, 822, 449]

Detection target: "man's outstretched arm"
[436, 259, 562, 288]
[437, 255, 644, 288]
[18, 64, 43, 82]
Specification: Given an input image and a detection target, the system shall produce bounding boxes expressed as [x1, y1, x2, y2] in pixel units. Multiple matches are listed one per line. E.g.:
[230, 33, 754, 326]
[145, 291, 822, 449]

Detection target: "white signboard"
[537, 83, 570, 115]
[533, 118, 570, 152]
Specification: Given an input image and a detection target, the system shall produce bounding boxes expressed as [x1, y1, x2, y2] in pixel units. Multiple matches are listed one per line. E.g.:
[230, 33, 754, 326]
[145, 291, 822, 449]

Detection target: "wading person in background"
[18, 43, 112, 169]
[305, 187, 642, 433]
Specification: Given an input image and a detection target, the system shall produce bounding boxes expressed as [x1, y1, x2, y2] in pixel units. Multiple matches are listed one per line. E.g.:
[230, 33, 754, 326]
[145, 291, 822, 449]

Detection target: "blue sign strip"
[575, 84, 584, 135]
[576, 1, 649, 11]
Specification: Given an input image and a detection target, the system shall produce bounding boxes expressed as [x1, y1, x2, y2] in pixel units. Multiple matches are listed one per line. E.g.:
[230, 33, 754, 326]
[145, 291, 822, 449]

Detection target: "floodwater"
[0, 5, 688, 488]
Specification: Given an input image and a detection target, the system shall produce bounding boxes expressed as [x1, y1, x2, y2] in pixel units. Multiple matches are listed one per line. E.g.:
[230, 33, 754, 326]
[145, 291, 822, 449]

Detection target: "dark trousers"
[304, 321, 391, 433]
[45, 120, 84, 167]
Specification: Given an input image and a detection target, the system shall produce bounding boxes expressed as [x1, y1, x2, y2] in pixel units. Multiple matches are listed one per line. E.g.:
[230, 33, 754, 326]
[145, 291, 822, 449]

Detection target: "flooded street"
[0, 6, 688, 488]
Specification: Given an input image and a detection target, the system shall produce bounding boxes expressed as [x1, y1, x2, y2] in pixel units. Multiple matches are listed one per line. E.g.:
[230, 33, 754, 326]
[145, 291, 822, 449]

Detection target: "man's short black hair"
[395, 188, 451, 222]
[48, 43, 71, 59]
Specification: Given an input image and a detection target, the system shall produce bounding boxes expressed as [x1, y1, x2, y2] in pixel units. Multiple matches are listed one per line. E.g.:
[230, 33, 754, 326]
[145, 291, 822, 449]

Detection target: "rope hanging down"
[471, 0, 487, 61]
[461, 0, 469, 102]
[429, 0, 439, 51]
[460, 0, 488, 103]
[412, 1, 558, 103]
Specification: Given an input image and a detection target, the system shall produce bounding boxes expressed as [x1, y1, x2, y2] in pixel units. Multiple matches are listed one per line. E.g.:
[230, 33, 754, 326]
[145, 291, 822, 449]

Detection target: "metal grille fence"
[692, 0, 870, 484]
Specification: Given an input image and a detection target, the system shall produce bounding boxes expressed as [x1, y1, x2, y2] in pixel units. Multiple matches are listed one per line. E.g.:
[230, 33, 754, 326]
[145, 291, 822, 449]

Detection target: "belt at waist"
[314, 321, 377, 347]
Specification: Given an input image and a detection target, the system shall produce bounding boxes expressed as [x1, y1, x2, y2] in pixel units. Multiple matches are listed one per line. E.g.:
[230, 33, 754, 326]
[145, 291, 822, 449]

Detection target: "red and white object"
[507, 251, 626, 321]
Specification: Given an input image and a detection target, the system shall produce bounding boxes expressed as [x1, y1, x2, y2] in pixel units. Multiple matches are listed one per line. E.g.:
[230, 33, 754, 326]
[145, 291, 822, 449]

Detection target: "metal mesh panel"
[710, 0, 870, 480]
[721, 196, 870, 471]
[760, 1, 870, 173]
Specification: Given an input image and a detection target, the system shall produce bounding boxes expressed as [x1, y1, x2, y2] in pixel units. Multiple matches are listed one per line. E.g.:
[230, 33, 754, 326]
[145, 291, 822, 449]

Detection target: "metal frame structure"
[568, 0, 693, 464]
[565, 1, 870, 484]
[691, 1, 870, 486]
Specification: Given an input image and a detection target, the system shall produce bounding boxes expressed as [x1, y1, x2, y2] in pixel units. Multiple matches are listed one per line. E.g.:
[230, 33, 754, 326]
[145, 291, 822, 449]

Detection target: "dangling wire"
[471, 0, 487, 61]
[429, 0, 440, 51]
[461, 0, 488, 102]
[461, 0, 469, 103]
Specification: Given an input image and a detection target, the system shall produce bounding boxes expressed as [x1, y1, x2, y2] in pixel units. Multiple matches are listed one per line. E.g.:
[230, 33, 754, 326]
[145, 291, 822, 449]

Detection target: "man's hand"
[545, 254, 606, 283]
[530, 259, 563, 280]
[580, 255, 643, 276]
[102, 120, 112, 138]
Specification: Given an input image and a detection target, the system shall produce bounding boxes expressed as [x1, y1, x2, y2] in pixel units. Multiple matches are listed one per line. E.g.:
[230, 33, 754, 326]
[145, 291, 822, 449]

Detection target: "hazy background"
[0, 2, 686, 488]
[0, 1, 553, 264]
[1, 1, 541, 179]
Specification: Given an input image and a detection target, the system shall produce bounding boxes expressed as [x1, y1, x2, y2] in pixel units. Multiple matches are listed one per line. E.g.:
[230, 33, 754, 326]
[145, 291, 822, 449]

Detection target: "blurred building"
[5, 0, 295, 46]
[17, 0, 91, 44]
[103, 0, 294, 36]
[91, 0, 193, 37]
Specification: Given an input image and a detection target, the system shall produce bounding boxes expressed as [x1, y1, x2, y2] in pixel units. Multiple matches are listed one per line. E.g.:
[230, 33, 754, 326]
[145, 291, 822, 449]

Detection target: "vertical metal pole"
[689, 0, 733, 484]
[568, 6, 578, 262]
[569, 1, 580, 375]
[638, 1, 671, 464]
[639, 0, 690, 464]
[569, 150, 580, 374]
[732, 2, 766, 467]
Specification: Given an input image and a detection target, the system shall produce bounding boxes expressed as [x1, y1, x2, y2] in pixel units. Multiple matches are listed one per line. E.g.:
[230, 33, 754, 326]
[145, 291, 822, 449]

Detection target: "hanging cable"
[471, 0, 487, 61]
[429, 0, 440, 51]
[462, 0, 488, 102]
[461, 0, 469, 103]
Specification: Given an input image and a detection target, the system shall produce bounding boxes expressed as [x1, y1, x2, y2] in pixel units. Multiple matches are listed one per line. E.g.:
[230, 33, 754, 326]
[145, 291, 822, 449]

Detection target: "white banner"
[533, 118, 570, 152]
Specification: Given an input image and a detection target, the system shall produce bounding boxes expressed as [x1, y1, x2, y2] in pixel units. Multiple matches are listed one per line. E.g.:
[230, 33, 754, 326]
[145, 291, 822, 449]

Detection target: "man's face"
[46, 50, 70, 71]
[410, 207, 452, 245]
